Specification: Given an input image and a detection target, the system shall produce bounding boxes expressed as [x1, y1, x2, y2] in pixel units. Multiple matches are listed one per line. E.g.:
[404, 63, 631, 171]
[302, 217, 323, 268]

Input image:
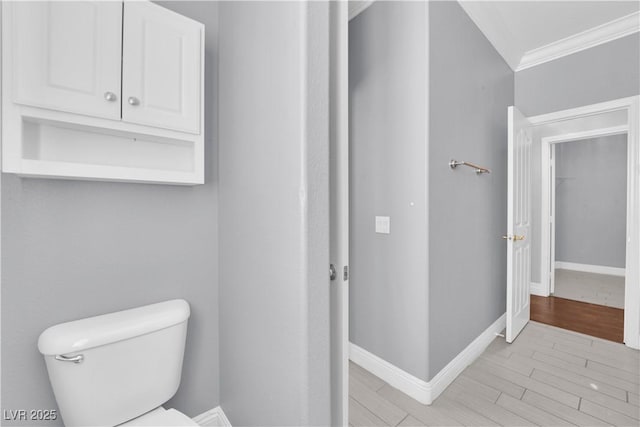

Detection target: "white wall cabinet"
[123, 2, 201, 134]
[2, 1, 205, 185]
[10, 1, 123, 120]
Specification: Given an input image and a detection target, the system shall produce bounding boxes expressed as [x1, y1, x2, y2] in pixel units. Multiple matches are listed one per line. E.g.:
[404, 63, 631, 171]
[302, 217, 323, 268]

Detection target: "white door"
[122, 1, 202, 134]
[506, 106, 533, 343]
[329, 1, 349, 425]
[7, 1, 122, 119]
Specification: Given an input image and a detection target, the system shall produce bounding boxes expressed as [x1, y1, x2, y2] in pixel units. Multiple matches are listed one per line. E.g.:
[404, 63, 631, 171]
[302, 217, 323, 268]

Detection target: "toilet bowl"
[38, 300, 195, 427]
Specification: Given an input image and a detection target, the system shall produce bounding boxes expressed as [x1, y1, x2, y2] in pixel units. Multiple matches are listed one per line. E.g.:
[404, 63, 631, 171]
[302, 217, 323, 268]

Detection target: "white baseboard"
[193, 406, 231, 427]
[530, 282, 549, 297]
[349, 313, 506, 405]
[350, 342, 431, 404]
[555, 261, 625, 277]
[427, 313, 506, 401]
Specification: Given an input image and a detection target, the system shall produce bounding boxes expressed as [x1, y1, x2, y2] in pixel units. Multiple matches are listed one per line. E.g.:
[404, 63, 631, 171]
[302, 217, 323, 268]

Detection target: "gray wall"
[349, 1, 429, 381]
[556, 135, 627, 268]
[349, 1, 513, 382]
[1, 2, 220, 425]
[217, 2, 331, 425]
[428, 1, 513, 378]
[516, 33, 640, 117]
[516, 33, 639, 283]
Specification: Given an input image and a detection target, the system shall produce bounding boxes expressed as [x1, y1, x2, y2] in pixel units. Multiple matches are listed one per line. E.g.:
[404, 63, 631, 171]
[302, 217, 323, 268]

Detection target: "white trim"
[329, 1, 350, 425]
[528, 96, 638, 126]
[348, 1, 374, 21]
[543, 126, 629, 145]
[428, 313, 506, 400]
[530, 282, 548, 297]
[349, 313, 506, 405]
[531, 96, 639, 350]
[556, 261, 626, 277]
[540, 138, 553, 297]
[541, 125, 629, 296]
[192, 407, 231, 427]
[349, 343, 430, 404]
[517, 12, 640, 71]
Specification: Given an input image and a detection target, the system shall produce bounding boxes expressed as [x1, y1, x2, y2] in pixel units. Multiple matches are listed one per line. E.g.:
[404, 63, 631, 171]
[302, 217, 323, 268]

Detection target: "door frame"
[541, 125, 628, 297]
[530, 95, 640, 349]
[329, 1, 349, 425]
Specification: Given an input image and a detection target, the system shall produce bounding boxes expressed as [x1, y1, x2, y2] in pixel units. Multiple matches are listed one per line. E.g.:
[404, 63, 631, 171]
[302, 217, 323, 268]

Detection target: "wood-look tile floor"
[349, 322, 640, 427]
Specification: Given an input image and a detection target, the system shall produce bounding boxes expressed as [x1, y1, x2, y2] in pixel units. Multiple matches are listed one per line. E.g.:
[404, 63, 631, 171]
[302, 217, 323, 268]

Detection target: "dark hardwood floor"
[530, 295, 624, 343]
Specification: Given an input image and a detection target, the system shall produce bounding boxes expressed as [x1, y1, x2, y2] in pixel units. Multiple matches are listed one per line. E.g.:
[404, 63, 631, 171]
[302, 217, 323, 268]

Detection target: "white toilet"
[38, 299, 198, 427]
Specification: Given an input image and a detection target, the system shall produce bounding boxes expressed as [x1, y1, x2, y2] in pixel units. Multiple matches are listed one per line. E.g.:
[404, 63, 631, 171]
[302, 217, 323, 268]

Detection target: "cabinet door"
[122, 2, 203, 134]
[8, 1, 122, 120]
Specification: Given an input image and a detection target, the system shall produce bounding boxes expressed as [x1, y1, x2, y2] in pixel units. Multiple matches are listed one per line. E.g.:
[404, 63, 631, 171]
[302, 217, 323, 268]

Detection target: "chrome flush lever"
[55, 354, 84, 364]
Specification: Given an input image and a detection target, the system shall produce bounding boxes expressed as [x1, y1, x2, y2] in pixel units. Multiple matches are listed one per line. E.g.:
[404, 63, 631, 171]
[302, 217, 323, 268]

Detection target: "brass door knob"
[502, 235, 525, 241]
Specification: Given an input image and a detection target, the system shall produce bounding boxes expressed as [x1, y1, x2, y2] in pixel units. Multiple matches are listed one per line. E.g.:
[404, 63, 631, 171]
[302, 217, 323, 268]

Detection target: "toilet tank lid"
[38, 299, 190, 356]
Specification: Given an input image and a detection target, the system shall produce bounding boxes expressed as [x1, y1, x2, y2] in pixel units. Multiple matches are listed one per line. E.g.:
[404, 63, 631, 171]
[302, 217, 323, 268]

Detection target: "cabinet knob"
[104, 92, 117, 102]
[128, 96, 140, 106]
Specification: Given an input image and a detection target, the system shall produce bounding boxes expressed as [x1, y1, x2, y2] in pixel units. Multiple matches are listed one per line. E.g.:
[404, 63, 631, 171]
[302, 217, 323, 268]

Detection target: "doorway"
[535, 128, 628, 341]
[552, 132, 627, 304]
[529, 97, 639, 347]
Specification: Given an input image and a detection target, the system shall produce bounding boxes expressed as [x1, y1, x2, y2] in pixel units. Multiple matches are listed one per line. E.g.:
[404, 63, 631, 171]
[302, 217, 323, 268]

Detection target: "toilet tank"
[38, 300, 190, 427]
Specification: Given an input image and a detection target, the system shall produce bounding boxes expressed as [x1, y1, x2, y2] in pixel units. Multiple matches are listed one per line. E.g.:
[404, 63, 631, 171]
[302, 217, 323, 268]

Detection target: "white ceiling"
[481, 1, 639, 52]
[349, 1, 640, 72]
[458, 1, 640, 70]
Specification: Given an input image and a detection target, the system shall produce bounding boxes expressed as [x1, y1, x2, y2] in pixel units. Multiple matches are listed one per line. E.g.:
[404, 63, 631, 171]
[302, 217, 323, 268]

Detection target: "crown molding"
[517, 11, 640, 71]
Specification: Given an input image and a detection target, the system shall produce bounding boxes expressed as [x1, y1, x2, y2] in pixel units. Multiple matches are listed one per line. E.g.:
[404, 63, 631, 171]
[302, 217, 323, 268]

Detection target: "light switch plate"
[375, 216, 390, 234]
